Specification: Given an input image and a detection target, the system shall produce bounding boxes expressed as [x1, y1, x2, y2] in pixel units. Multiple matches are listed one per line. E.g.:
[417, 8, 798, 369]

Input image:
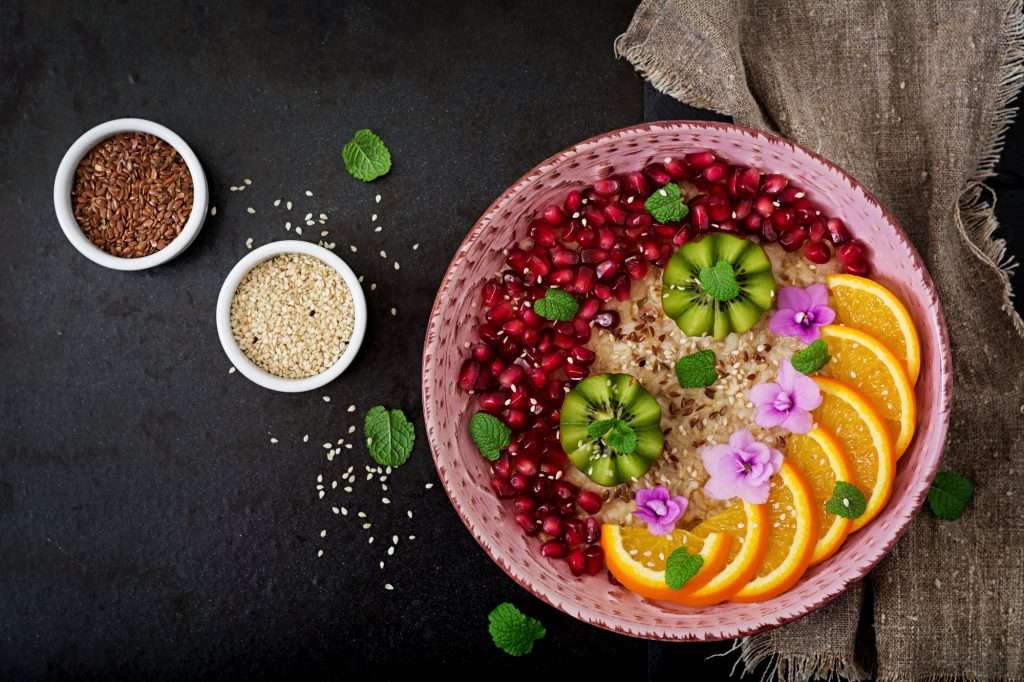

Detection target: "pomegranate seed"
[827, 217, 851, 244]
[612, 274, 631, 301]
[603, 202, 627, 225]
[479, 392, 505, 414]
[792, 197, 818, 224]
[554, 333, 575, 350]
[562, 220, 581, 243]
[515, 511, 539, 535]
[564, 189, 582, 213]
[498, 364, 524, 388]
[542, 205, 564, 225]
[557, 499, 576, 516]
[482, 281, 503, 307]
[567, 548, 586, 576]
[505, 409, 529, 431]
[778, 186, 806, 206]
[498, 337, 520, 359]
[572, 318, 591, 342]
[458, 360, 480, 391]
[577, 226, 597, 247]
[593, 178, 620, 196]
[565, 527, 586, 550]
[521, 307, 543, 328]
[654, 223, 677, 240]
[727, 166, 741, 197]
[552, 481, 577, 501]
[525, 253, 550, 278]
[703, 162, 728, 183]
[843, 259, 871, 276]
[626, 212, 652, 231]
[804, 240, 832, 264]
[762, 221, 780, 242]
[573, 266, 596, 294]
[672, 225, 692, 247]
[488, 358, 505, 377]
[538, 461, 560, 477]
[770, 208, 795, 232]
[509, 472, 531, 491]
[593, 283, 612, 301]
[506, 247, 528, 272]
[595, 259, 619, 282]
[691, 204, 710, 231]
[583, 545, 604, 575]
[644, 162, 672, 185]
[541, 514, 563, 537]
[836, 239, 868, 266]
[580, 248, 607, 265]
[532, 479, 553, 501]
[584, 516, 601, 544]
[550, 268, 576, 287]
[514, 495, 537, 514]
[570, 346, 595, 365]
[514, 453, 539, 479]
[638, 239, 659, 262]
[733, 198, 753, 220]
[530, 221, 557, 247]
[541, 540, 568, 559]
[685, 150, 716, 168]
[707, 196, 731, 222]
[718, 219, 739, 233]
[737, 167, 761, 196]
[666, 158, 689, 180]
[808, 218, 827, 243]
[491, 476, 516, 499]
[577, 490, 603, 514]
[743, 213, 763, 233]
[761, 174, 788, 195]
[577, 297, 600, 320]
[625, 255, 649, 280]
[526, 367, 548, 390]
[779, 226, 809, 252]
[592, 311, 619, 329]
[582, 188, 608, 207]
[624, 171, 649, 197]
[754, 194, 777, 217]
[486, 301, 514, 323]
[564, 363, 588, 380]
[551, 246, 578, 268]
[540, 351, 565, 373]
[582, 205, 606, 228]
[502, 319, 526, 339]
[492, 453, 512, 478]
[472, 343, 494, 363]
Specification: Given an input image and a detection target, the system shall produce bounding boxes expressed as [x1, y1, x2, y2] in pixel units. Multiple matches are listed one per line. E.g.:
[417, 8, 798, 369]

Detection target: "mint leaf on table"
[586, 419, 637, 455]
[792, 339, 831, 375]
[364, 405, 415, 467]
[825, 481, 867, 519]
[644, 182, 689, 223]
[927, 471, 974, 521]
[675, 350, 718, 388]
[532, 287, 578, 321]
[665, 547, 704, 590]
[469, 412, 511, 461]
[698, 261, 740, 302]
[488, 602, 546, 656]
[343, 129, 392, 182]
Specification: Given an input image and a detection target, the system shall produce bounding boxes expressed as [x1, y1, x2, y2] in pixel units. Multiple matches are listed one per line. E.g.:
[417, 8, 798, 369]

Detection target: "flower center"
[794, 310, 815, 327]
[646, 500, 667, 517]
[772, 391, 793, 412]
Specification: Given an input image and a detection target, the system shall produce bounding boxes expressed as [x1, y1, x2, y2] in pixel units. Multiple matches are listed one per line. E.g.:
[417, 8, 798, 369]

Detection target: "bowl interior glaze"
[421, 121, 951, 641]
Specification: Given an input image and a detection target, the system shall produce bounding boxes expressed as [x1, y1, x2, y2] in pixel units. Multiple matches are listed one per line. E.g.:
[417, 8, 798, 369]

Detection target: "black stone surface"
[1, 3, 1020, 681]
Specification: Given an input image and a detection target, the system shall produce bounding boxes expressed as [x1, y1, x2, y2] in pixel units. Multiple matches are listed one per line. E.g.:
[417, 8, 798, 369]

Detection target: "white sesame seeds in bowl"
[216, 240, 367, 392]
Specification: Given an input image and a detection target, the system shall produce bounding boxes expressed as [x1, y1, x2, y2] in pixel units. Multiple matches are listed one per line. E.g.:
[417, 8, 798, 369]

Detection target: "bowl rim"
[53, 117, 209, 271]
[421, 120, 952, 641]
[215, 240, 368, 393]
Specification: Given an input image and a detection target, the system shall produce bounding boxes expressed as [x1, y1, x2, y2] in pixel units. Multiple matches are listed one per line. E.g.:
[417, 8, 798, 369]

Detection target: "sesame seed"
[348, 425, 356, 434]
[380, 250, 387, 258]
[384, 583, 394, 591]
[247, 207, 256, 214]
[323, 395, 331, 402]
[390, 307, 396, 316]
[347, 404, 356, 412]
[350, 245, 358, 252]
[274, 199, 281, 207]
[382, 497, 391, 504]
[270, 437, 278, 444]
[412, 243, 419, 250]
[245, 237, 254, 249]
[425, 483, 434, 489]
[375, 194, 381, 203]
[320, 529, 327, 538]
[210, 206, 217, 216]
[317, 549, 324, 558]
[305, 190, 313, 197]
[286, 201, 293, 210]
[228, 366, 236, 374]
[295, 226, 303, 235]
[303, 434, 309, 442]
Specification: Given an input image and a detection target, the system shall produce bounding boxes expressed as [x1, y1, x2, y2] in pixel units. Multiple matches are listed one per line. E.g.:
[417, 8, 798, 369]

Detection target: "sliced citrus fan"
[826, 273, 921, 384]
[730, 459, 818, 602]
[820, 325, 917, 458]
[784, 427, 854, 565]
[682, 500, 770, 606]
[601, 525, 733, 604]
[813, 377, 895, 532]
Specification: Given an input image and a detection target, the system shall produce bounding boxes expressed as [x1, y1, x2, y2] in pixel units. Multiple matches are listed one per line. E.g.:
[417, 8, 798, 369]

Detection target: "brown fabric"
[616, 1, 1024, 680]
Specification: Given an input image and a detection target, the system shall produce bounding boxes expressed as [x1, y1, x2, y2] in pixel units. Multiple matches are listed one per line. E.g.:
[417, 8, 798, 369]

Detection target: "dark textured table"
[2, 2, 1021, 680]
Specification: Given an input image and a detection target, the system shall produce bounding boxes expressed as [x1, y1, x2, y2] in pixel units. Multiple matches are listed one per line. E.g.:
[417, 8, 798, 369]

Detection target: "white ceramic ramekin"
[216, 240, 368, 392]
[53, 117, 209, 271]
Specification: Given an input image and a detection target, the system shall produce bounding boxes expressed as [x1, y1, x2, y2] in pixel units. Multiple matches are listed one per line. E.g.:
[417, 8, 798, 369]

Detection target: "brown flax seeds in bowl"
[229, 254, 355, 379]
[71, 132, 193, 258]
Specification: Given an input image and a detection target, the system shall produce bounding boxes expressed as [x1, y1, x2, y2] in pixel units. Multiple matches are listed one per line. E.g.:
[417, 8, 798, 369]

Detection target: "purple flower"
[769, 284, 835, 344]
[701, 429, 783, 504]
[633, 485, 688, 536]
[749, 359, 822, 434]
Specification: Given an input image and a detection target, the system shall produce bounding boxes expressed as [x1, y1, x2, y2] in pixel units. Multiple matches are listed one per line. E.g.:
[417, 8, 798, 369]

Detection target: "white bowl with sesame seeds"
[53, 117, 209, 271]
[216, 240, 367, 392]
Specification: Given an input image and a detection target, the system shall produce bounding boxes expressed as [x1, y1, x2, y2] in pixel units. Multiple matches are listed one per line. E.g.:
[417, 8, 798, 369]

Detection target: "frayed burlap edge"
[713, 639, 868, 682]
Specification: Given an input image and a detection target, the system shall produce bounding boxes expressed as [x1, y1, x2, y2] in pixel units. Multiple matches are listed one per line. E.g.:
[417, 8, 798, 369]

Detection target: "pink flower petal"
[777, 286, 811, 311]
[805, 283, 830, 308]
[781, 408, 813, 434]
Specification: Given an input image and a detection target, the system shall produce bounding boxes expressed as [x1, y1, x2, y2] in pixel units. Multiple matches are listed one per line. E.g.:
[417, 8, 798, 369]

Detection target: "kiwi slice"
[661, 233, 775, 340]
[559, 373, 664, 487]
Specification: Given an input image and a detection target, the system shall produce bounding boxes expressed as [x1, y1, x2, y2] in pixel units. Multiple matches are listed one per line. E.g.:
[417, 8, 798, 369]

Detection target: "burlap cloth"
[616, 1, 1024, 679]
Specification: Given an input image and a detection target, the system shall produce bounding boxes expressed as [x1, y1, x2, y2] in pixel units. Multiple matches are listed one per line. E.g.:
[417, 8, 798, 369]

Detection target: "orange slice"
[682, 500, 770, 606]
[730, 459, 818, 602]
[813, 377, 895, 532]
[820, 325, 917, 458]
[602, 525, 733, 603]
[826, 273, 921, 384]
[784, 427, 854, 565]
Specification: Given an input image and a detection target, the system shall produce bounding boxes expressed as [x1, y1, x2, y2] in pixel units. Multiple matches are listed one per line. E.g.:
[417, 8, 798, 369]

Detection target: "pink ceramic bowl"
[421, 121, 951, 641]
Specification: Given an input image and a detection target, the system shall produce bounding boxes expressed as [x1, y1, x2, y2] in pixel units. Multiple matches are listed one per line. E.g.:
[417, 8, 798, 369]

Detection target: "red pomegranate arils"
[542, 205, 564, 225]
[685, 150, 716, 168]
[760, 173, 788, 195]
[804, 240, 832, 264]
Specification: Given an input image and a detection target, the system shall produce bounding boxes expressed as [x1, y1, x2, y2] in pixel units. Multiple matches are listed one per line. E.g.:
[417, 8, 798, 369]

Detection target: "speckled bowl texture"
[422, 121, 951, 641]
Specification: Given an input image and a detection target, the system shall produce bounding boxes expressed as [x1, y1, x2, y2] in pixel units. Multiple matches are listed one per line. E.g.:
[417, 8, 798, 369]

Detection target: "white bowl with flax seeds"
[53, 118, 208, 271]
[216, 240, 367, 392]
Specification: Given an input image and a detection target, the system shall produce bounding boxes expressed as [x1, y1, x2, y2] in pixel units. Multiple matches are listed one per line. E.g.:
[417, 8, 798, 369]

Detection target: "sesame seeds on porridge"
[230, 253, 355, 378]
[562, 244, 837, 527]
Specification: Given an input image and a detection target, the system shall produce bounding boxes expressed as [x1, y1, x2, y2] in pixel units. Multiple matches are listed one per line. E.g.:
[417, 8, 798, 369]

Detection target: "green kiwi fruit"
[559, 373, 664, 486]
[662, 233, 775, 340]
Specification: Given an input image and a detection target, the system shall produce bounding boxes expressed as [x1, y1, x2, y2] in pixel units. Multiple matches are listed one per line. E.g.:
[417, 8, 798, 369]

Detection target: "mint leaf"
[532, 287, 578, 321]
[586, 419, 636, 455]
[698, 260, 740, 302]
[364, 405, 415, 467]
[343, 129, 392, 182]
[792, 339, 830, 374]
[469, 412, 511, 461]
[928, 471, 973, 521]
[488, 602, 546, 656]
[675, 350, 718, 388]
[645, 182, 689, 223]
[665, 547, 703, 590]
[824, 481, 867, 519]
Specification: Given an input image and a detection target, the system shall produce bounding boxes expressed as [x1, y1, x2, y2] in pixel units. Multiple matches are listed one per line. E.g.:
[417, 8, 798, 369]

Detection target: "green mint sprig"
[927, 471, 973, 521]
[533, 287, 578, 321]
[665, 547, 703, 590]
[675, 350, 718, 388]
[343, 129, 392, 182]
[469, 412, 511, 461]
[488, 603, 546, 656]
[698, 261, 740, 302]
[824, 481, 867, 519]
[364, 405, 415, 467]
[792, 339, 830, 375]
[645, 182, 689, 223]
[586, 418, 637, 455]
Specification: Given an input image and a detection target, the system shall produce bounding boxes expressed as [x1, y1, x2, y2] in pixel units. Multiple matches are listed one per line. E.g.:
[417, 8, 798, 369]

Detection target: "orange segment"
[813, 377, 895, 532]
[683, 500, 770, 606]
[602, 525, 733, 603]
[784, 427, 854, 565]
[820, 325, 917, 458]
[826, 273, 921, 384]
[730, 459, 818, 602]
